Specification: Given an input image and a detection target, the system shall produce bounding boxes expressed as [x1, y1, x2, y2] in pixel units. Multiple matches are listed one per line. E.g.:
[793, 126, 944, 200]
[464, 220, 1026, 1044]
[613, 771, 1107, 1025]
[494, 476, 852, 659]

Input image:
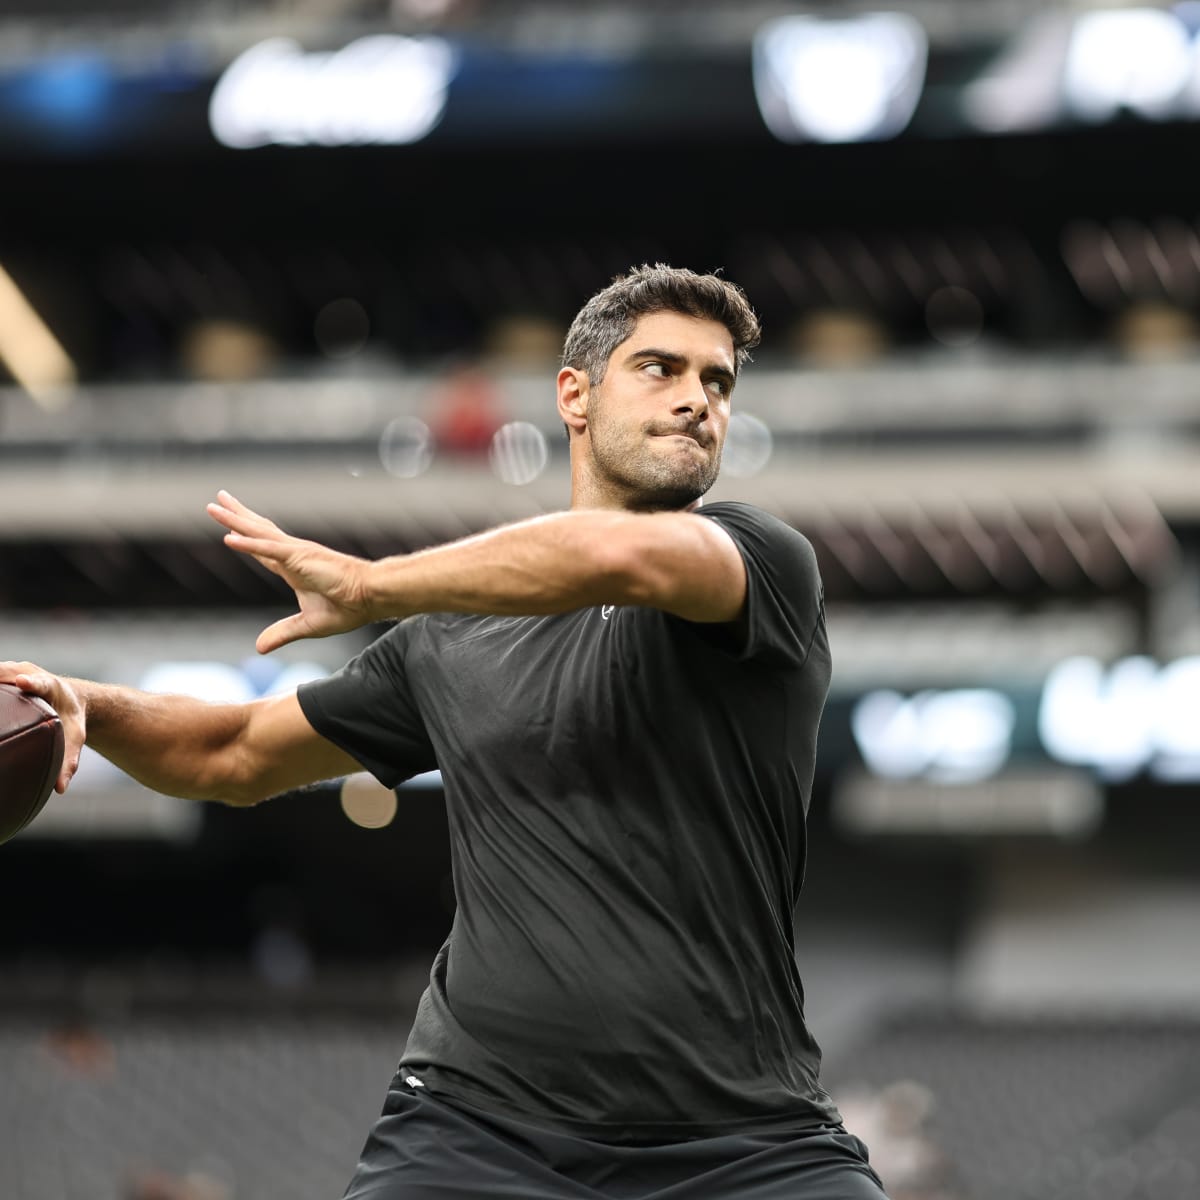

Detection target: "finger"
[0, 660, 40, 682]
[56, 749, 81, 795]
[256, 613, 315, 655]
[216, 490, 280, 532]
[221, 531, 291, 562]
[210, 491, 260, 524]
[207, 502, 280, 541]
[12, 672, 55, 699]
[216, 489, 254, 515]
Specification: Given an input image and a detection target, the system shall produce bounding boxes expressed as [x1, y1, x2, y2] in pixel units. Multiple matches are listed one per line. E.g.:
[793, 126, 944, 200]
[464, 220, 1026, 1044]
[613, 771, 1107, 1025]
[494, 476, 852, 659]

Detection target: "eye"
[642, 361, 670, 378]
[706, 376, 732, 398]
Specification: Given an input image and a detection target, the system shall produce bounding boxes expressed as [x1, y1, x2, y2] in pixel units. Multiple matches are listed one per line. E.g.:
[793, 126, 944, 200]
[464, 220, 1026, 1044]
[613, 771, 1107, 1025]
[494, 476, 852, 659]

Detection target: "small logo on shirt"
[404, 1074, 425, 1088]
[601, 605, 615, 620]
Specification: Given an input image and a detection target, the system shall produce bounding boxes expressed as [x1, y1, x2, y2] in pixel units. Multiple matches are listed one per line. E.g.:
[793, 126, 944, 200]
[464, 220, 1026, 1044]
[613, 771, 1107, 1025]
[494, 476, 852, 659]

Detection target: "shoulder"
[695, 502, 818, 569]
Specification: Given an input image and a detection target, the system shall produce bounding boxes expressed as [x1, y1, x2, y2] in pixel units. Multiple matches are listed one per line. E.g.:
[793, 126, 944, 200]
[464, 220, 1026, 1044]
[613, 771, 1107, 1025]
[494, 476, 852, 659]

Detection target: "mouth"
[654, 429, 707, 447]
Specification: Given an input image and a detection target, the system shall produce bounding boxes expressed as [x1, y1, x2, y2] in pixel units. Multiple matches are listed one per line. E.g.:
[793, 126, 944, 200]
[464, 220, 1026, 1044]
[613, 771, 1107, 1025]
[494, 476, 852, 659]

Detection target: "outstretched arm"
[0, 662, 360, 803]
[207, 490, 747, 653]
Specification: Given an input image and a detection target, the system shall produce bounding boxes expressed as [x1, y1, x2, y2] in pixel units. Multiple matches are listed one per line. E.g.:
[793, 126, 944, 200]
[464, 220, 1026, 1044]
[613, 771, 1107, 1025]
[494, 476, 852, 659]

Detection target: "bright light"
[1038, 655, 1159, 781]
[851, 687, 1015, 783]
[0, 262, 76, 408]
[752, 12, 927, 144]
[1151, 655, 1200, 779]
[138, 659, 330, 702]
[1040, 653, 1200, 781]
[1063, 8, 1192, 122]
[139, 661, 258, 703]
[209, 35, 457, 149]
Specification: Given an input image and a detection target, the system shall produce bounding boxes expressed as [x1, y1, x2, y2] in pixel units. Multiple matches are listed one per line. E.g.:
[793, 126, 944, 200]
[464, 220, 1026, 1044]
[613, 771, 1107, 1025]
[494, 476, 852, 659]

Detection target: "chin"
[631, 471, 717, 513]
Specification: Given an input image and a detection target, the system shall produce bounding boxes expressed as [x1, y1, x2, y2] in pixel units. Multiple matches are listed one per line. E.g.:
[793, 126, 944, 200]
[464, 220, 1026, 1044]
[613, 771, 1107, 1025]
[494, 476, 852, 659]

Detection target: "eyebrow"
[622, 347, 737, 390]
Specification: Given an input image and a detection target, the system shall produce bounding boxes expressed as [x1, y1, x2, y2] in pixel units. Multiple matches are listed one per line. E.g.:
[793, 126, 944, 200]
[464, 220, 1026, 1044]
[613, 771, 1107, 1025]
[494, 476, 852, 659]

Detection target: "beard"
[586, 394, 723, 512]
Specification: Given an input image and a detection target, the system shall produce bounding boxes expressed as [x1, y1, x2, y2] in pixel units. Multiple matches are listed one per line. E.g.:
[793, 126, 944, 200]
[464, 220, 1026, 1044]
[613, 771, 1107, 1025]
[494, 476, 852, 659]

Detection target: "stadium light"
[1063, 6, 1193, 122]
[752, 11, 927, 144]
[209, 35, 457, 149]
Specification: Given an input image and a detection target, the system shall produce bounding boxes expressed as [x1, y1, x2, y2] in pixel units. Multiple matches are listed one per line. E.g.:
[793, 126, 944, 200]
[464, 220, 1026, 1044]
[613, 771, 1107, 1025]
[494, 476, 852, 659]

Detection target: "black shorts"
[342, 1072, 891, 1200]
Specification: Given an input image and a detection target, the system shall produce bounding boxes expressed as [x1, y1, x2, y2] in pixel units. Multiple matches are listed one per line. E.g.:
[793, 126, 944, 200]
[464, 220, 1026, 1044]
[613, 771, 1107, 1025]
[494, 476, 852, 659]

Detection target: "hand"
[0, 662, 85, 794]
[206, 490, 374, 653]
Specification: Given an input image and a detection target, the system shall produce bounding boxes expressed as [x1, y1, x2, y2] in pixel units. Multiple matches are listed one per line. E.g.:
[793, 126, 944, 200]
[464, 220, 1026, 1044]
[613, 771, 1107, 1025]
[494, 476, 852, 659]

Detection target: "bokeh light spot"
[340, 774, 398, 829]
[925, 286, 984, 348]
[722, 412, 774, 478]
[379, 415, 433, 477]
[489, 420, 548, 485]
[314, 297, 370, 359]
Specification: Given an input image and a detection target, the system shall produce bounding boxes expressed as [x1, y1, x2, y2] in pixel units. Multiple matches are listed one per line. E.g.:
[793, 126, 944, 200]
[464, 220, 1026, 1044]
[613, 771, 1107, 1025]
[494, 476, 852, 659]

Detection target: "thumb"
[256, 613, 312, 655]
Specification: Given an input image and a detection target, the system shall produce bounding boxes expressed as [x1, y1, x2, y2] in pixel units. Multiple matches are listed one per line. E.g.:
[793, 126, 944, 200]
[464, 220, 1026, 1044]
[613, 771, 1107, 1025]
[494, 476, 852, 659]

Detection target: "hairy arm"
[0, 662, 360, 803]
[365, 509, 746, 621]
[209, 492, 748, 651]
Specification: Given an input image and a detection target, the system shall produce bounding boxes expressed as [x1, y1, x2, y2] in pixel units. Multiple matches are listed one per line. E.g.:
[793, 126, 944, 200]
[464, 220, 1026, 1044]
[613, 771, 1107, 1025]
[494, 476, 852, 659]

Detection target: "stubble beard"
[587, 400, 723, 512]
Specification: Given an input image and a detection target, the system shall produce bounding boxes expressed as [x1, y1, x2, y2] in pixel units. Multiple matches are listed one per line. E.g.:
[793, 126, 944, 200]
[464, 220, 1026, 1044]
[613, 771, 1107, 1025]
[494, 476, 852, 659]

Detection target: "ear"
[556, 366, 589, 435]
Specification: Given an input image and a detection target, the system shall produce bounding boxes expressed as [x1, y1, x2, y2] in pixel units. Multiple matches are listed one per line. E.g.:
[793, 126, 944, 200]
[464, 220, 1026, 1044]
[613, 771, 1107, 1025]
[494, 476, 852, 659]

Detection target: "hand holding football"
[0, 683, 65, 844]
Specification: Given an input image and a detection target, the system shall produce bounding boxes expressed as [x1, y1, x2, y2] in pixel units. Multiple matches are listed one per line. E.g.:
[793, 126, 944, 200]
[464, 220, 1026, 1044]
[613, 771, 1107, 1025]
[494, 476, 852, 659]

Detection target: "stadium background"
[2, 2, 1199, 1198]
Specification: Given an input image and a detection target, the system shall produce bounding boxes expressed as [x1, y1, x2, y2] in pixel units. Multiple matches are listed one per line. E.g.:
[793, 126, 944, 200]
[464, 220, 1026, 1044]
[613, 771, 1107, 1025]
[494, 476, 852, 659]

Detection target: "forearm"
[75, 679, 249, 804]
[208, 491, 746, 649]
[363, 510, 643, 619]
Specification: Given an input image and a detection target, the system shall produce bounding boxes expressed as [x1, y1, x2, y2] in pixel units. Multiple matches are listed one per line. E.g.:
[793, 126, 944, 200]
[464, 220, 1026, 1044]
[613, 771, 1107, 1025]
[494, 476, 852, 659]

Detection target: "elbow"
[209, 743, 273, 808]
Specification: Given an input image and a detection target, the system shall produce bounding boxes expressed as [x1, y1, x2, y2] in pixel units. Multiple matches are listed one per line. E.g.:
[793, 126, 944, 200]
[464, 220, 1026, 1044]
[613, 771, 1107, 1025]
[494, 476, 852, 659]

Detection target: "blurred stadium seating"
[2, 2, 1200, 1198]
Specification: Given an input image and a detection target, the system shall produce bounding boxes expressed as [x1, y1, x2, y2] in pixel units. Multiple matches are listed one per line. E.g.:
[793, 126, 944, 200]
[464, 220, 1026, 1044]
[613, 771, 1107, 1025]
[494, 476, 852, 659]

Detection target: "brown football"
[0, 683, 65, 844]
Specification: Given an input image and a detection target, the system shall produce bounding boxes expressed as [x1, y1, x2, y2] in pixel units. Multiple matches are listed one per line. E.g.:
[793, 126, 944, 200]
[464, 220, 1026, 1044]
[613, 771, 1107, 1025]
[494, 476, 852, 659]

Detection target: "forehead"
[612, 311, 736, 369]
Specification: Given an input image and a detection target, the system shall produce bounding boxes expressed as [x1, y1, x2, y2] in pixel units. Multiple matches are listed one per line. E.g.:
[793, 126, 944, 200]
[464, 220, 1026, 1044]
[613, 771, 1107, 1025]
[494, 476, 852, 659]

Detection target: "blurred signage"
[208, 35, 457, 149]
[846, 653, 1200, 786]
[963, 3, 1200, 133]
[5, 8, 1200, 155]
[1039, 654, 1200, 782]
[12, 631, 1200, 845]
[850, 687, 1015, 784]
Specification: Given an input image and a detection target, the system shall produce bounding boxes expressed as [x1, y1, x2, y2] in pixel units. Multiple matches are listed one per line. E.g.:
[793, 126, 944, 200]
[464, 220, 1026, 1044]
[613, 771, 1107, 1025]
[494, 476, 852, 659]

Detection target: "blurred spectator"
[1110, 301, 1199, 362]
[787, 308, 889, 367]
[249, 883, 315, 991]
[484, 313, 565, 369]
[41, 1020, 115, 1078]
[124, 1168, 229, 1200]
[179, 318, 279, 382]
[424, 357, 508, 458]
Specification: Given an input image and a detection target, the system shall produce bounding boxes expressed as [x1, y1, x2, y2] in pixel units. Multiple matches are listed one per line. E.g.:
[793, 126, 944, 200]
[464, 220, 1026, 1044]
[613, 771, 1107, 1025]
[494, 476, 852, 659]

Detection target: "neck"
[569, 463, 704, 514]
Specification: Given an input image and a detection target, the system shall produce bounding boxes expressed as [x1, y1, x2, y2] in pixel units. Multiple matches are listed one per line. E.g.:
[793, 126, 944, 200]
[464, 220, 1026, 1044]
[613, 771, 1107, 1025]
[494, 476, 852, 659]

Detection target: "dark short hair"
[560, 263, 761, 385]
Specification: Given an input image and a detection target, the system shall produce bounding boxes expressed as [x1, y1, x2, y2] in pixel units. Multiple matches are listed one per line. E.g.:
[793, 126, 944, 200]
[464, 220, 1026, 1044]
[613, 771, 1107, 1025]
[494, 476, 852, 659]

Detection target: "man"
[2, 264, 890, 1199]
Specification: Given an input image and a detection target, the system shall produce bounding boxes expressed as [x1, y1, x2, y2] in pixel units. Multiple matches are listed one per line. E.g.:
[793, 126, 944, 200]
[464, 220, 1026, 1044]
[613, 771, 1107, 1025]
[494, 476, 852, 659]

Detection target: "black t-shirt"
[297, 500, 839, 1142]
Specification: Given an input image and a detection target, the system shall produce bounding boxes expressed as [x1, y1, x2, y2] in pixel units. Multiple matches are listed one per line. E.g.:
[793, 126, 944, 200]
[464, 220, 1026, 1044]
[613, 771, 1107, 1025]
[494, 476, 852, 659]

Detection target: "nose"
[671, 373, 710, 418]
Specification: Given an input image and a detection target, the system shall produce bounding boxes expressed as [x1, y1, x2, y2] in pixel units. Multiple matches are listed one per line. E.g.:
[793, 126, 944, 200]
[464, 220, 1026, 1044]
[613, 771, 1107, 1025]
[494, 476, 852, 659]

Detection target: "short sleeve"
[296, 619, 438, 788]
[695, 501, 826, 667]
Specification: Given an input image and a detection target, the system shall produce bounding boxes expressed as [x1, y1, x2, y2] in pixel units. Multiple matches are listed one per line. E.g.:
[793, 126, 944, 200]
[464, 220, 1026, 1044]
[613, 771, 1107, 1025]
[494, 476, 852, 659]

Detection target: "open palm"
[206, 490, 373, 653]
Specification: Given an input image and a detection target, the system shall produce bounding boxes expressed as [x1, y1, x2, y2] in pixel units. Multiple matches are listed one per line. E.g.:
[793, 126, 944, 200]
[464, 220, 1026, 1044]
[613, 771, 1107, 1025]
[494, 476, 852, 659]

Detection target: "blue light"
[12, 54, 115, 126]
